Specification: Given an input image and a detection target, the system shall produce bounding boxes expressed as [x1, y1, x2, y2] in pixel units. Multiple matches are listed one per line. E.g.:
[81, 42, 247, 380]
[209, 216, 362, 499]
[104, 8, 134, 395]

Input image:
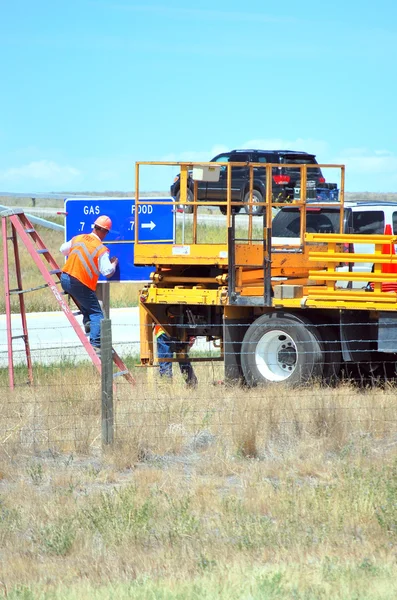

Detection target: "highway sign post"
[64, 197, 175, 282]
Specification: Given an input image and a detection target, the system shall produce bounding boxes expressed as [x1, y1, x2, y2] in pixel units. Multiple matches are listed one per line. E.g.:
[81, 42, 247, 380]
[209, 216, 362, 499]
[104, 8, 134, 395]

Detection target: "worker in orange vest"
[59, 215, 118, 353]
[154, 307, 198, 387]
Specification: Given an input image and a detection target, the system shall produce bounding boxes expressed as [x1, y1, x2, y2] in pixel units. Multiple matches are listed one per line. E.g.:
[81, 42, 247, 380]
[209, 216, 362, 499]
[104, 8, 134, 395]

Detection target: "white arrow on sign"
[141, 221, 156, 230]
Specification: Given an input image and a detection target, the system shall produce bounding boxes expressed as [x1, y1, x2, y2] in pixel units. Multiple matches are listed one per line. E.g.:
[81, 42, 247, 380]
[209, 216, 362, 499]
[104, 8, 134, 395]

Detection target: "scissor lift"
[133, 161, 397, 385]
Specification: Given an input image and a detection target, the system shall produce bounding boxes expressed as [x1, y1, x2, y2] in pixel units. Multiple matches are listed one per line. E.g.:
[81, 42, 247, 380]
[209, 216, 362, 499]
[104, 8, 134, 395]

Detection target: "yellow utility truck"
[135, 160, 397, 385]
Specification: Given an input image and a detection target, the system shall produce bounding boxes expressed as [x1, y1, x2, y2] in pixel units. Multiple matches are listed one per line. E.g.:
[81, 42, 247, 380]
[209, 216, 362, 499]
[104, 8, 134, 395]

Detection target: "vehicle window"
[279, 155, 317, 165]
[212, 154, 230, 163]
[229, 153, 250, 163]
[278, 155, 321, 179]
[351, 211, 384, 234]
[272, 209, 340, 237]
[392, 212, 397, 234]
[257, 155, 267, 163]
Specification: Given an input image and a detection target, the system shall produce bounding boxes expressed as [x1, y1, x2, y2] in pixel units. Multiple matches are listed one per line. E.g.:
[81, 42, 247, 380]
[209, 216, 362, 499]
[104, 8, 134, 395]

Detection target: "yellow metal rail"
[306, 232, 397, 308]
[134, 161, 345, 234]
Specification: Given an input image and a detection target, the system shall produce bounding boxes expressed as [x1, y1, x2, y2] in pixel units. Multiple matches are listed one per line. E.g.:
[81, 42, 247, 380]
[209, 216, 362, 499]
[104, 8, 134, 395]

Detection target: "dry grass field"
[0, 360, 397, 599]
[1, 194, 397, 598]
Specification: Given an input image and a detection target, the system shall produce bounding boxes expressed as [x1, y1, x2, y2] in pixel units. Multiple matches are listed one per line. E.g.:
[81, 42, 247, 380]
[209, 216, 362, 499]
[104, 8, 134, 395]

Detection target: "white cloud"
[157, 140, 397, 193]
[334, 148, 397, 175]
[2, 144, 395, 194]
[0, 160, 81, 185]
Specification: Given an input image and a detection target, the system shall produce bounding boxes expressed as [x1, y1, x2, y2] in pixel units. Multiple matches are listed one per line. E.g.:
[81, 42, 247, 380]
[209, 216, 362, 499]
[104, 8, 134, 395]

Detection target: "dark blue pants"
[60, 273, 103, 348]
[157, 333, 197, 385]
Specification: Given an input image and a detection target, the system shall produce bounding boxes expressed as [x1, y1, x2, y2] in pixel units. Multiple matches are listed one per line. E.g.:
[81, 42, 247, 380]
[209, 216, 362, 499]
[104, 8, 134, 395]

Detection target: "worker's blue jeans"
[60, 273, 103, 348]
[157, 333, 197, 384]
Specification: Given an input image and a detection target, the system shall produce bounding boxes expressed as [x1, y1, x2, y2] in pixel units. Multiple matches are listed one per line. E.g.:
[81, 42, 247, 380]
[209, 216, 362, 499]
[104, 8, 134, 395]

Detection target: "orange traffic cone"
[381, 224, 396, 273]
[380, 224, 397, 291]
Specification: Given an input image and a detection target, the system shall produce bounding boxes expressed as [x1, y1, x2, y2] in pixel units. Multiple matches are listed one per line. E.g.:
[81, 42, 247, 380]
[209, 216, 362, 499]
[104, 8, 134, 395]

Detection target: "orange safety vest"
[62, 234, 109, 291]
[154, 324, 166, 338]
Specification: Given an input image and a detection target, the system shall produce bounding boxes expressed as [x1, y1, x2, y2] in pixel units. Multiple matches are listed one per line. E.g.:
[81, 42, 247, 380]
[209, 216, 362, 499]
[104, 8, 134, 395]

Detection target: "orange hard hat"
[94, 215, 112, 231]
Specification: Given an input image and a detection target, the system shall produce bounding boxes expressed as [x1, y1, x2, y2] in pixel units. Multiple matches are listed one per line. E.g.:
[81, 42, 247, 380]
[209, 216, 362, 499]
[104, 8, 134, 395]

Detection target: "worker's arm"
[59, 240, 72, 256]
[99, 252, 118, 278]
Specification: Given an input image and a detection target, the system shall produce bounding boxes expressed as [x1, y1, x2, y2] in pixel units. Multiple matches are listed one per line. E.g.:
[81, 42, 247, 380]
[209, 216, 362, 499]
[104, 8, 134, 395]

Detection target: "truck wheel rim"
[255, 330, 297, 382]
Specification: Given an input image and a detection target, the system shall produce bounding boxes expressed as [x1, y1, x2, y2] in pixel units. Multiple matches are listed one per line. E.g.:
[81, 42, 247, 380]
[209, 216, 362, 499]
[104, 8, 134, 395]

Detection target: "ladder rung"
[25, 228, 35, 233]
[72, 311, 82, 316]
[49, 269, 62, 274]
[37, 249, 49, 254]
[12, 334, 27, 340]
[113, 370, 128, 378]
[9, 281, 59, 294]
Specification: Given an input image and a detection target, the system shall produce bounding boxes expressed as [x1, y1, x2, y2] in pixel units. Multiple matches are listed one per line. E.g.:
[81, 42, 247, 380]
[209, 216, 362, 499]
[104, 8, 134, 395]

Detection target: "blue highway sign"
[64, 197, 175, 282]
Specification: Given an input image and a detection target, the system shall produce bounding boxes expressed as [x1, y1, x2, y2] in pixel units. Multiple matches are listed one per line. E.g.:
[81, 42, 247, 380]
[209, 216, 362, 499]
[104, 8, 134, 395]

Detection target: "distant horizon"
[2, 190, 397, 201]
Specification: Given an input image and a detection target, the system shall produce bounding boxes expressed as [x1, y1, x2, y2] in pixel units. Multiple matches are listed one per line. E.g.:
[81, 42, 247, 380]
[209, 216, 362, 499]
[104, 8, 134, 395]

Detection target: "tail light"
[273, 174, 290, 185]
[319, 176, 326, 184]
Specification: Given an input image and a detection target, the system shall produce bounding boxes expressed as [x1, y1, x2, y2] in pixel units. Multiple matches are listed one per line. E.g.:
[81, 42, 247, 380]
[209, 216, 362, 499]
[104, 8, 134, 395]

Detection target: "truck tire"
[176, 189, 194, 214]
[243, 190, 264, 216]
[241, 313, 324, 386]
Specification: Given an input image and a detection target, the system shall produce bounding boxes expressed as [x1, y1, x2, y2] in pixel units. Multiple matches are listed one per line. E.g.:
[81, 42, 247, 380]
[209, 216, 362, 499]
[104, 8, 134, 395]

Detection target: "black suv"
[170, 149, 336, 215]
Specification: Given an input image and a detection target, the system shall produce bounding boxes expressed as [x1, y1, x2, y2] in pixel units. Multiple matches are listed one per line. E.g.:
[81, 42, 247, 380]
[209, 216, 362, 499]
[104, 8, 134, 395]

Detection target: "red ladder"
[1, 208, 135, 388]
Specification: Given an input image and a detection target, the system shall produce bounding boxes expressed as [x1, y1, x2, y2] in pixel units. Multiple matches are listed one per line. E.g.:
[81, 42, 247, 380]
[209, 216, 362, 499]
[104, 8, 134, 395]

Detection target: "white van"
[271, 201, 397, 288]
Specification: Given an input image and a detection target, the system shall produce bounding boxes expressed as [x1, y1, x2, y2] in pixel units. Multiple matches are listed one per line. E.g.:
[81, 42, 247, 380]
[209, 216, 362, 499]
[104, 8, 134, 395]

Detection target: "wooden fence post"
[101, 319, 114, 445]
[97, 282, 110, 318]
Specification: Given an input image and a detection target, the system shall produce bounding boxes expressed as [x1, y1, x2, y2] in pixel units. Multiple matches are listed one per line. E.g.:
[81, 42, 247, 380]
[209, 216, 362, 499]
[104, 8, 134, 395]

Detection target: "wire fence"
[1, 315, 397, 457]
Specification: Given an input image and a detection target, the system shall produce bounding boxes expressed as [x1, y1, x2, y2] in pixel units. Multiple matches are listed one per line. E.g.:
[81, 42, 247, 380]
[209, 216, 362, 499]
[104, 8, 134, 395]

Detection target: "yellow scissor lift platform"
[134, 160, 354, 309]
[133, 160, 397, 311]
[134, 160, 397, 379]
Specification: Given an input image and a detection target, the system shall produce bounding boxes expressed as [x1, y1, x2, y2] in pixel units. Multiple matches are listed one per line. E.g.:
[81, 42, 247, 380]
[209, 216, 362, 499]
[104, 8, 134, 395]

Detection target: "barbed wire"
[1, 316, 397, 453]
[0, 319, 395, 332]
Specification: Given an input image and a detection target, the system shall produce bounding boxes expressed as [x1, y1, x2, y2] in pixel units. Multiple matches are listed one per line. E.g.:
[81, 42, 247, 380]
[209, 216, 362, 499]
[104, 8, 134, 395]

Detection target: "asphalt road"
[0, 307, 214, 367]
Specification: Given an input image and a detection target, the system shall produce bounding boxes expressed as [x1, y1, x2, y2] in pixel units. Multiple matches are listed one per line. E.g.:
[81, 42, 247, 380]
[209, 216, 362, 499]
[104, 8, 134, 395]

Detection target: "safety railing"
[134, 161, 345, 248]
[306, 232, 397, 308]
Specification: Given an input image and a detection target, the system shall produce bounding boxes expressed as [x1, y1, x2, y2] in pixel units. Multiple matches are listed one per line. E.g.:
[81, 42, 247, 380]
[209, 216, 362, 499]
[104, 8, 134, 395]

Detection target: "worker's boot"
[186, 372, 198, 388]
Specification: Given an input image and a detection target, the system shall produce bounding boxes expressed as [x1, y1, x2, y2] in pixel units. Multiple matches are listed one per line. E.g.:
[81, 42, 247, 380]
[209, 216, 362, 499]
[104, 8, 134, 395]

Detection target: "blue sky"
[1, 0, 397, 193]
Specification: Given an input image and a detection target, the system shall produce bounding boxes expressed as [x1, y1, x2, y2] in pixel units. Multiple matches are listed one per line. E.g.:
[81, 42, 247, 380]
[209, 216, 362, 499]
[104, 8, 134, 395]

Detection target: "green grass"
[175, 220, 264, 244]
[1, 456, 397, 598]
[3, 563, 397, 599]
